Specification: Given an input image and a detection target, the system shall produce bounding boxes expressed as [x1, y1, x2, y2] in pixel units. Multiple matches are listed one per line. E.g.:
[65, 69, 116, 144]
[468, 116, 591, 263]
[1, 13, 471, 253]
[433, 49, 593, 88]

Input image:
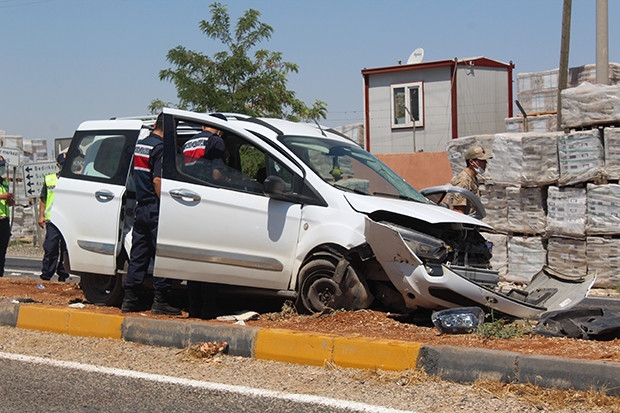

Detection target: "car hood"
[343, 193, 493, 229]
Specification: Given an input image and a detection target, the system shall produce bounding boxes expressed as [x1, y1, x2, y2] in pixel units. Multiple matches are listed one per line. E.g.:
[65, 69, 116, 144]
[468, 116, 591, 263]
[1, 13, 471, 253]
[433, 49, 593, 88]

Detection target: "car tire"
[80, 273, 124, 307]
[297, 257, 341, 314]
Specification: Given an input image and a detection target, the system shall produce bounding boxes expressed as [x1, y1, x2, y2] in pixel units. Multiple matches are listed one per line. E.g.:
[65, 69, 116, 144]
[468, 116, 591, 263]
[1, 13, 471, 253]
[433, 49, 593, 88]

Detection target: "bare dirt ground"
[2, 273, 620, 363]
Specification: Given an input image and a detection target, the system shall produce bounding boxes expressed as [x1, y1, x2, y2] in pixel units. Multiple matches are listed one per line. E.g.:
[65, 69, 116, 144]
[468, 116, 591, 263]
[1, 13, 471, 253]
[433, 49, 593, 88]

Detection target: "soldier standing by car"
[38, 153, 70, 282]
[448, 145, 492, 215]
[183, 114, 228, 319]
[0, 156, 14, 277]
[121, 114, 181, 315]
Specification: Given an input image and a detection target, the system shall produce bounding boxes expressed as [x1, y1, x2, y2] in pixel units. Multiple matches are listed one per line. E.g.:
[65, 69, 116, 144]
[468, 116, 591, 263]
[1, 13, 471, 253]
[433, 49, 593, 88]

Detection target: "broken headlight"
[384, 223, 449, 263]
[431, 307, 485, 334]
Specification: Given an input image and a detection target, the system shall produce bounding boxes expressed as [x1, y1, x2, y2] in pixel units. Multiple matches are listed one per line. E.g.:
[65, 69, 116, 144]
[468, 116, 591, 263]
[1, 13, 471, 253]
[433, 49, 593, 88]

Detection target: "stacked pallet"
[448, 126, 620, 288]
[505, 62, 620, 133]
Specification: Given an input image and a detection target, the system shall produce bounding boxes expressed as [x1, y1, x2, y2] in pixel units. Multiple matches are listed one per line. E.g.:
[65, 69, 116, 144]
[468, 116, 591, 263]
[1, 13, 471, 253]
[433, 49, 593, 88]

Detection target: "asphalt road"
[0, 352, 394, 413]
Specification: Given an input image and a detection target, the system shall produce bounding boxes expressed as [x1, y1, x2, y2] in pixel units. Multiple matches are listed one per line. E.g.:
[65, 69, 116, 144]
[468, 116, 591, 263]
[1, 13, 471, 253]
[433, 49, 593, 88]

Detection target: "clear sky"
[1, 0, 618, 141]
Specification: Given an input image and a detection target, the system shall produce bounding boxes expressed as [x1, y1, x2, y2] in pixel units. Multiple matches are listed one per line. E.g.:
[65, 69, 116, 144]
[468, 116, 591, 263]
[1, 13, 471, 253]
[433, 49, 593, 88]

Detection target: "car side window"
[176, 125, 294, 195]
[63, 131, 136, 185]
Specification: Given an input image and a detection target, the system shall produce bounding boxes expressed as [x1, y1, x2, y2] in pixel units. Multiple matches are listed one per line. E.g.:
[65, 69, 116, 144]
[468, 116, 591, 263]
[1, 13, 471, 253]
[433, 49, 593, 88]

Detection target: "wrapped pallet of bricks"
[586, 236, 620, 288]
[479, 184, 508, 232]
[520, 132, 561, 186]
[561, 83, 620, 128]
[557, 129, 604, 186]
[516, 69, 558, 115]
[506, 186, 546, 235]
[546, 186, 587, 237]
[568, 63, 620, 87]
[604, 127, 620, 180]
[482, 232, 508, 278]
[445, 134, 494, 178]
[586, 183, 620, 235]
[517, 68, 558, 95]
[546, 237, 587, 277]
[485, 133, 522, 185]
[506, 236, 547, 284]
[505, 114, 557, 133]
[516, 89, 558, 115]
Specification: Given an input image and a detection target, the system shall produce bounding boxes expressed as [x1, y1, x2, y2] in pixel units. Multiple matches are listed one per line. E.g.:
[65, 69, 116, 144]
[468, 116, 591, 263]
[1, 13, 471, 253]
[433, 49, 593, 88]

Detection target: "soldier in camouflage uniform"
[448, 145, 491, 215]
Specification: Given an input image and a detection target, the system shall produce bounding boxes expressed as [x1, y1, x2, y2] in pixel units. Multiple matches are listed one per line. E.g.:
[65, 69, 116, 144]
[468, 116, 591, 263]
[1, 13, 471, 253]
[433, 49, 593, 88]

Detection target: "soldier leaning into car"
[38, 153, 70, 282]
[0, 156, 14, 277]
[121, 113, 181, 316]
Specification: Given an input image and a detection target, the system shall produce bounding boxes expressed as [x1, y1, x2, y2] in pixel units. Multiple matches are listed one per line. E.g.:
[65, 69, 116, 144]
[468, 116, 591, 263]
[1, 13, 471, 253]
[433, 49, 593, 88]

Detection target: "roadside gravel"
[0, 327, 617, 412]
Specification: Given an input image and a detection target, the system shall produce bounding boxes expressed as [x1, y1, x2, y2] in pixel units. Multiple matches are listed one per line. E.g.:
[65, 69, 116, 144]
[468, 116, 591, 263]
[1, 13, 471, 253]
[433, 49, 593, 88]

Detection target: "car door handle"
[169, 189, 201, 202]
[95, 190, 115, 202]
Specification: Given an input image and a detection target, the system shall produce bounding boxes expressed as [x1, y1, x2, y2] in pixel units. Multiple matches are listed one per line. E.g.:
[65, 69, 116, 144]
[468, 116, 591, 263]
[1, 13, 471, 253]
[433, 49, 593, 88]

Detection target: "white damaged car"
[52, 108, 594, 318]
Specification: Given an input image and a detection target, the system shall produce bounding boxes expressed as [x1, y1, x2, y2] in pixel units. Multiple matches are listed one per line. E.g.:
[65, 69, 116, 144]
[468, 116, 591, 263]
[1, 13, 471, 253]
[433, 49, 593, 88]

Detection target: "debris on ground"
[533, 307, 620, 340]
[216, 311, 260, 322]
[177, 341, 229, 362]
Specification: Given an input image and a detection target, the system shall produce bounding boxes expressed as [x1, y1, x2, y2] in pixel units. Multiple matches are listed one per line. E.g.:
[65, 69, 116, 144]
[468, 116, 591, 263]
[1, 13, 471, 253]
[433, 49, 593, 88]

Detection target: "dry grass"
[352, 368, 620, 411]
[474, 379, 620, 411]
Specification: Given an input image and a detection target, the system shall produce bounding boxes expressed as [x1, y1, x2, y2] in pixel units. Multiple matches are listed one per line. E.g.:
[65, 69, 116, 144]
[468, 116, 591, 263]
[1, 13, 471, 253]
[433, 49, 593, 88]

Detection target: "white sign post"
[22, 161, 58, 198]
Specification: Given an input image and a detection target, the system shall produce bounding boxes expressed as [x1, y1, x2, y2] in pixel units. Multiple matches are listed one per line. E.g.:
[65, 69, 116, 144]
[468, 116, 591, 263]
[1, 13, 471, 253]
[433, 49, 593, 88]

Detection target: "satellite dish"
[407, 48, 424, 64]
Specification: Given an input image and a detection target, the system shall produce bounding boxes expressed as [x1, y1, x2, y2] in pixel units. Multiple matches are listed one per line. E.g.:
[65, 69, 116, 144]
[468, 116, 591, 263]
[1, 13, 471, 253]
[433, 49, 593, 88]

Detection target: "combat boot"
[121, 288, 142, 313]
[151, 290, 182, 315]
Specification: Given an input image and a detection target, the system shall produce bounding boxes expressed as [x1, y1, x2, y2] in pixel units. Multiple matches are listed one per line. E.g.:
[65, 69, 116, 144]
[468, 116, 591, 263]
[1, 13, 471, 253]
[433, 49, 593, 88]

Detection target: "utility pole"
[596, 0, 609, 85]
[557, 0, 571, 131]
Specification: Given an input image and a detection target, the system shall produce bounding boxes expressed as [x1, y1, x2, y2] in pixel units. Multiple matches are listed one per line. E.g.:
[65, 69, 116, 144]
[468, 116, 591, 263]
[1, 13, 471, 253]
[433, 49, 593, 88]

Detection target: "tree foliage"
[150, 2, 326, 122]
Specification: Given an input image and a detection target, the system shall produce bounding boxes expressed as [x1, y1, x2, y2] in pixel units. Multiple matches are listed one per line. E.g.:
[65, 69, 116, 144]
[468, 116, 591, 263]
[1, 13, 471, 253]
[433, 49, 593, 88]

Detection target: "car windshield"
[279, 135, 428, 203]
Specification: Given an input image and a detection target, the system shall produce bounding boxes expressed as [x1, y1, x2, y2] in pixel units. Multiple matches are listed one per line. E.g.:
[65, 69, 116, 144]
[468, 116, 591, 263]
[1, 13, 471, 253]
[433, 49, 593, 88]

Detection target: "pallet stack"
[447, 76, 620, 288]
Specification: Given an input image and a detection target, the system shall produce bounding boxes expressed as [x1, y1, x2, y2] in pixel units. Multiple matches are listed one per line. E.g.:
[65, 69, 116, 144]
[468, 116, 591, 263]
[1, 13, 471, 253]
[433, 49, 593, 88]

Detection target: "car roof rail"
[234, 117, 283, 135]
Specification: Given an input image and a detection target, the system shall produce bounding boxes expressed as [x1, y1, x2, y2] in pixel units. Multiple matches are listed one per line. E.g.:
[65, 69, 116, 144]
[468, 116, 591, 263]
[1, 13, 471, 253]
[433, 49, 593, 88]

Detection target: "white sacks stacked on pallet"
[557, 129, 605, 186]
[604, 127, 620, 179]
[506, 187, 546, 235]
[447, 127, 620, 287]
[561, 83, 620, 129]
[445, 134, 494, 178]
[506, 236, 547, 284]
[546, 186, 587, 237]
[483, 232, 508, 279]
[547, 238, 588, 277]
[586, 237, 620, 287]
[586, 184, 620, 235]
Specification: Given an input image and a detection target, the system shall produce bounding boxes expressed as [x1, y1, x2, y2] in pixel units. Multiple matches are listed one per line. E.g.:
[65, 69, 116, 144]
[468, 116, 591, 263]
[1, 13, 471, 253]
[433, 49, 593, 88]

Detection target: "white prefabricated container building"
[362, 57, 514, 154]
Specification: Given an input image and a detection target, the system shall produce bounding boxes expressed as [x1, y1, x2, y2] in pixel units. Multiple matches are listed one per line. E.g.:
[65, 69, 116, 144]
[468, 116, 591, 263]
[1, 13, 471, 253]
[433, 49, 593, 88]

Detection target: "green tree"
[150, 2, 327, 122]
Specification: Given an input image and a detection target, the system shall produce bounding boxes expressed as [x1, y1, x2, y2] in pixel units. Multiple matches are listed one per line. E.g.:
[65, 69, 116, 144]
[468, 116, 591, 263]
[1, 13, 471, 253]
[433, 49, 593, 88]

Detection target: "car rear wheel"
[80, 273, 124, 307]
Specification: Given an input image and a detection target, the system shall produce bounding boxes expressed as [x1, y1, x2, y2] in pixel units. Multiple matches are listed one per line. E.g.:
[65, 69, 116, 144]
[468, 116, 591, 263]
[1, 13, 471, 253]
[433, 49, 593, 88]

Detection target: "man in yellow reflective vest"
[0, 156, 15, 277]
[38, 153, 70, 282]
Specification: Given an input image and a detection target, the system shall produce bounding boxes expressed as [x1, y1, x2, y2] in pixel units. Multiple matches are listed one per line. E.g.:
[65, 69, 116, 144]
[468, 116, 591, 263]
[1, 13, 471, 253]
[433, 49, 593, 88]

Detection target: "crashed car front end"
[364, 217, 595, 319]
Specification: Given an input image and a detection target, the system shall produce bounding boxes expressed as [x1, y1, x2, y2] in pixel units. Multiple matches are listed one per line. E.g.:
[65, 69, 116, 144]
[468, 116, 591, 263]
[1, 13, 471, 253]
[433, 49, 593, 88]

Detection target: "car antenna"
[313, 118, 327, 137]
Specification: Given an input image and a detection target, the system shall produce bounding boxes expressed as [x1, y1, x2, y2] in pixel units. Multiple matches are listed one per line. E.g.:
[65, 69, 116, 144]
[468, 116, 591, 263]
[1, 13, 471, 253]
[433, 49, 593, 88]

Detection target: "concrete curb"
[2, 302, 619, 395]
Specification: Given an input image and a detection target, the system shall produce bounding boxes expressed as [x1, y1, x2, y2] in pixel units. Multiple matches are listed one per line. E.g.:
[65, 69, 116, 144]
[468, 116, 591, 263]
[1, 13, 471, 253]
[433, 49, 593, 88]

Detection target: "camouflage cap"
[464, 145, 492, 161]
